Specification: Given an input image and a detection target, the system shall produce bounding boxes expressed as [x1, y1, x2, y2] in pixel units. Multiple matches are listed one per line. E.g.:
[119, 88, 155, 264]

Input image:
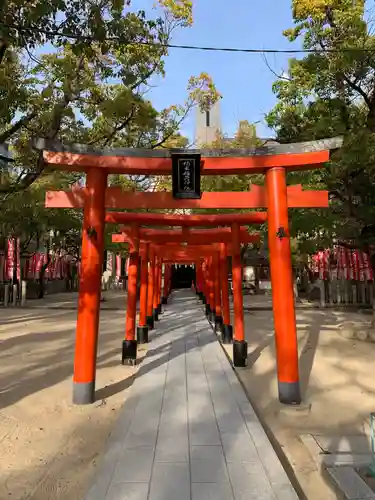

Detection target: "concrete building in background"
[194, 98, 222, 147]
[194, 97, 279, 148]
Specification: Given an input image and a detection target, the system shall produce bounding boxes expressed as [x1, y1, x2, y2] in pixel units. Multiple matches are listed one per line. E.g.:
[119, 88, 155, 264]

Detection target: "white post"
[12, 284, 18, 306]
[21, 280, 27, 306]
[319, 279, 326, 308]
[4, 284, 9, 307]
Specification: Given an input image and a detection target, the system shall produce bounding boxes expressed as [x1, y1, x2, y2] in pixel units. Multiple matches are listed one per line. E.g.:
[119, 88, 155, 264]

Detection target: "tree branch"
[130, 61, 162, 91]
[150, 106, 191, 149]
[0, 55, 85, 200]
[101, 105, 137, 147]
[0, 112, 38, 143]
[261, 53, 290, 81]
[342, 74, 372, 107]
[0, 40, 7, 65]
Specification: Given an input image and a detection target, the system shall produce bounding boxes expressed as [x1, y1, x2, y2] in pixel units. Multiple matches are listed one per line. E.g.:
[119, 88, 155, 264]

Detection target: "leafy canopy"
[0, 0, 220, 258]
[266, 0, 375, 255]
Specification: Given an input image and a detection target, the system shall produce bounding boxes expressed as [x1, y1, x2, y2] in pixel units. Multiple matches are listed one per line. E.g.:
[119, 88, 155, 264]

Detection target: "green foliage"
[200, 120, 264, 210]
[265, 0, 375, 255]
[0, 0, 220, 257]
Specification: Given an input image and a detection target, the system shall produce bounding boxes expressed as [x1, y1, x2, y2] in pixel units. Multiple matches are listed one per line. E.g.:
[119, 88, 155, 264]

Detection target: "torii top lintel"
[37, 137, 343, 175]
[105, 211, 267, 226]
[113, 227, 259, 245]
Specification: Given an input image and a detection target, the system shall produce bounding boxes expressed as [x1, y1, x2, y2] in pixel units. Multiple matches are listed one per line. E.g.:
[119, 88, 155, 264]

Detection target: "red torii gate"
[41, 137, 341, 406]
[113, 227, 261, 347]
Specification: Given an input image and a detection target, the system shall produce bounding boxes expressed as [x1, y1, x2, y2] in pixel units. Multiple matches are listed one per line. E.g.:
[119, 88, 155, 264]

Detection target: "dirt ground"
[0, 292, 141, 500]
[233, 294, 375, 500]
[2, 291, 375, 500]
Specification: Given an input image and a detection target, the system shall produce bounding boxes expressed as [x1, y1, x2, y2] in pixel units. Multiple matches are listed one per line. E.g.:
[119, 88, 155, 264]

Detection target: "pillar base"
[202, 295, 206, 304]
[209, 310, 215, 323]
[221, 324, 233, 344]
[122, 339, 137, 366]
[153, 308, 159, 321]
[157, 303, 162, 314]
[72, 381, 95, 405]
[162, 297, 168, 305]
[278, 381, 302, 406]
[137, 326, 149, 344]
[205, 304, 211, 317]
[214, 315, 223, 332]
[146, 315, 154, 330]
[233, 340, 248, 368]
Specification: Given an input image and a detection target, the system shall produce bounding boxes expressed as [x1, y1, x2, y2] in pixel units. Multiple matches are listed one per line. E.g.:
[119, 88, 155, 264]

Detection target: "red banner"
[116, 254, 121, 278]
[16, 238, 21, 282]
[6, 238, 15, 281]
[311, 246, 373, 281]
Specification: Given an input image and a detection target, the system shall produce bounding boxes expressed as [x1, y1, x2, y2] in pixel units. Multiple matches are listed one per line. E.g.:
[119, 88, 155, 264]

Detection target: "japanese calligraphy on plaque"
[171, 153, 201, 199]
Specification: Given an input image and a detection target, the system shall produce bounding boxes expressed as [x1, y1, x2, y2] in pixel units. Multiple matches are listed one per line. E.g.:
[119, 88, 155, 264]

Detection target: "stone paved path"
[85, 290, 299, 500]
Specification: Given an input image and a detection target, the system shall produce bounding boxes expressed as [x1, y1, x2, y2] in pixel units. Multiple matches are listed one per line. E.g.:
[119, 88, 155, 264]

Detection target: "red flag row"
[310, 246, 374, 281]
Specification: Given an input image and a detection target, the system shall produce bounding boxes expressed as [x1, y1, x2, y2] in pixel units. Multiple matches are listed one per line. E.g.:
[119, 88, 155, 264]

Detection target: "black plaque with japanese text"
[171, 153, 201, 199]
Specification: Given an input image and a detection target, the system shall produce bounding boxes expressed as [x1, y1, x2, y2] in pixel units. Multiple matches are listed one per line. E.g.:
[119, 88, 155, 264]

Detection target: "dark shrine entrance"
[171, 264, 195, 289]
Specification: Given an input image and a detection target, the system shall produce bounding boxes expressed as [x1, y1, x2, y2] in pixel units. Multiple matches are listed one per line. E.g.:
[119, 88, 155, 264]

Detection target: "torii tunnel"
[41, 136, 342, 406]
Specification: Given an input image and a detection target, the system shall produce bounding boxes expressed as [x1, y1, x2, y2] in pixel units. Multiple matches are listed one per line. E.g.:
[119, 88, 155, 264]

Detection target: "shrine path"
[85, 289, 298, 500]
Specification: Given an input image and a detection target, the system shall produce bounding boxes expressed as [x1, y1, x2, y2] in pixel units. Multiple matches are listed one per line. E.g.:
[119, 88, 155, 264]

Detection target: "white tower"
[194, 99, 222, 147]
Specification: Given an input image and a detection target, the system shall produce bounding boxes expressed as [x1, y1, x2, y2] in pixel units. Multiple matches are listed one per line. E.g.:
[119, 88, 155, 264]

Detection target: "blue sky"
[35, 0, 301, 142]
[132, 0, 301, 141]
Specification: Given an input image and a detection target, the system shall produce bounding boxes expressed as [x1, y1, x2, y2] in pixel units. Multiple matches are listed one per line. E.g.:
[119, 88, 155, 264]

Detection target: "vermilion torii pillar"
[153, 256, 161, 321]
[231, 223, 246, 367]
[146, 248, 155, 331]
[266, 167, 300, 404]
[42, 137, 342, 406]
[137, 242, 149, 344]
[213, 251, 223, 332]
[162, 264, 171, 304]
[157, 258, 163, 314]
[73, 168, 107, 405]
[122, 225, 139, 365]
[220, 243, 232, 344]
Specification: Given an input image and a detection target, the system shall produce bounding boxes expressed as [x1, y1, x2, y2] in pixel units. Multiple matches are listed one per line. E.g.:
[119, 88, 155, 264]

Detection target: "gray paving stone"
[105, 483, 149, 500]
[190, 445, 225, 462]
[111, 447, 154, 483]
[191, 460, 229, 483]
[149, 462, 190, 500]
[123, 430, 158, 449]
[246, 423, 299, 499]
[155, 434, 189, 462]
[323, 454, 373, 467]
[221, 432, 259, 463]
[227, 462, 276, 500]
[191, 482, 234, 500]
[127, 417, 160, 434]
[327, 466, 375, 499]
[214, 410, 249, 434]
[189, 422, 222, 446]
